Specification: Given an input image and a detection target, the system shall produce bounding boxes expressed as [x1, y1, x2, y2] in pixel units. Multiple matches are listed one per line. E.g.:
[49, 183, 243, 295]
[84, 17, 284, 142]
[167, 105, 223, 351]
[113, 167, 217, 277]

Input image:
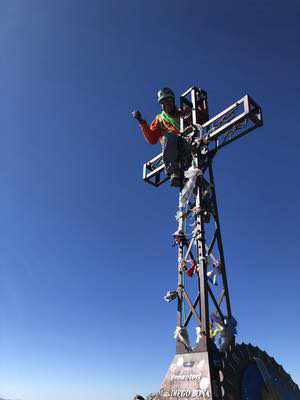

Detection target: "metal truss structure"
[138, 86, 300, 399]
[143, 87, 262, 356]
[172, 156, 234, 354]
[141, 86, 265, 399]
[138, 87, 300, 400]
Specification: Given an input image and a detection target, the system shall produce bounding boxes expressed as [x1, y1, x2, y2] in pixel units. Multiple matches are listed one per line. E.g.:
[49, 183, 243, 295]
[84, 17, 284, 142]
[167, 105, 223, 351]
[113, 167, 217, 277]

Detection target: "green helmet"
[157, 87, 175, 104]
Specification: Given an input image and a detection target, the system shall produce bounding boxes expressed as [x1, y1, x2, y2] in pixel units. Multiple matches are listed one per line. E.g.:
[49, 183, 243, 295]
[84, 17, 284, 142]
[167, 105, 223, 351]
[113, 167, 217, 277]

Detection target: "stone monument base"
[155, 352, 214, 400]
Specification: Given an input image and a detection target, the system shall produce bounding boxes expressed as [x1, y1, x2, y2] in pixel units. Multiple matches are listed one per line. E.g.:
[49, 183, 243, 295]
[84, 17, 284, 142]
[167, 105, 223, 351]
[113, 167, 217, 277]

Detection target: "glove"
[132, 110, 144, 123]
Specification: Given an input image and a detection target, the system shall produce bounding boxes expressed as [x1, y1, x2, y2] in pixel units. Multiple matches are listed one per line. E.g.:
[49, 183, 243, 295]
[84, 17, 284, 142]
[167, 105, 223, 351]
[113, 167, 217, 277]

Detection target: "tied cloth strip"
[179, 164, 202, 208]
[210, 313, 224, 338]
[207, 261, 221, 286]
[173, 326, 192, 351]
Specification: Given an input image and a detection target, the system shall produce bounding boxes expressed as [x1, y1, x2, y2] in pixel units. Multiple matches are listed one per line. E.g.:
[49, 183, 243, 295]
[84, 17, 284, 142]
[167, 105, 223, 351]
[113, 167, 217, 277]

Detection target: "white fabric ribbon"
[173, 326, 191, 350]
[179, 165, 202, 208]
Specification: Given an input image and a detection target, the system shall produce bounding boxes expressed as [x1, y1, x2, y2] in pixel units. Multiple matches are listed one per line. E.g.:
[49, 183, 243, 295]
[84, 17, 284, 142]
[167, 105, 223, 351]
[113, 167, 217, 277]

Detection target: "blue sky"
[0, 1, 299, 399]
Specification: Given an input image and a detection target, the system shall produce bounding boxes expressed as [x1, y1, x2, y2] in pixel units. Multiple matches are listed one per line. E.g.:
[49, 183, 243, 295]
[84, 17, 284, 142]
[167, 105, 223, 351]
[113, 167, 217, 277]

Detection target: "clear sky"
[0, 1, 299, 399]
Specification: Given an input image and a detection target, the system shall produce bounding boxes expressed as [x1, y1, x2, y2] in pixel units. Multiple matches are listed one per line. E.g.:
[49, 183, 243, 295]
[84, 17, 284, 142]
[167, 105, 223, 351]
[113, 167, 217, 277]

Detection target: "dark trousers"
[162, 134, 191, 177]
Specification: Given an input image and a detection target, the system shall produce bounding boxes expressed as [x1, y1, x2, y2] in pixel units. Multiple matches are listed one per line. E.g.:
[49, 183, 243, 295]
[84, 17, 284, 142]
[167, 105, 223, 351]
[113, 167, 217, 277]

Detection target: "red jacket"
[139, 113, 180, 145]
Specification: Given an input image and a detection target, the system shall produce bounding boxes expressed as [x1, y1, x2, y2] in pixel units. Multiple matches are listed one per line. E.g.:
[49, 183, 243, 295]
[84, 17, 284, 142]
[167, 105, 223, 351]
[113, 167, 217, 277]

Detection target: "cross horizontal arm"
[142, 152, 167, 187]
[202, 94, 263, 150]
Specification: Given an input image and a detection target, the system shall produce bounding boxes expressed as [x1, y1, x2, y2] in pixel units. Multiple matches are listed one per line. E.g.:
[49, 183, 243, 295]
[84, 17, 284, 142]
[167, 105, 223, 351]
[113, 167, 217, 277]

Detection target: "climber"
[132, 87, 190, 187]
